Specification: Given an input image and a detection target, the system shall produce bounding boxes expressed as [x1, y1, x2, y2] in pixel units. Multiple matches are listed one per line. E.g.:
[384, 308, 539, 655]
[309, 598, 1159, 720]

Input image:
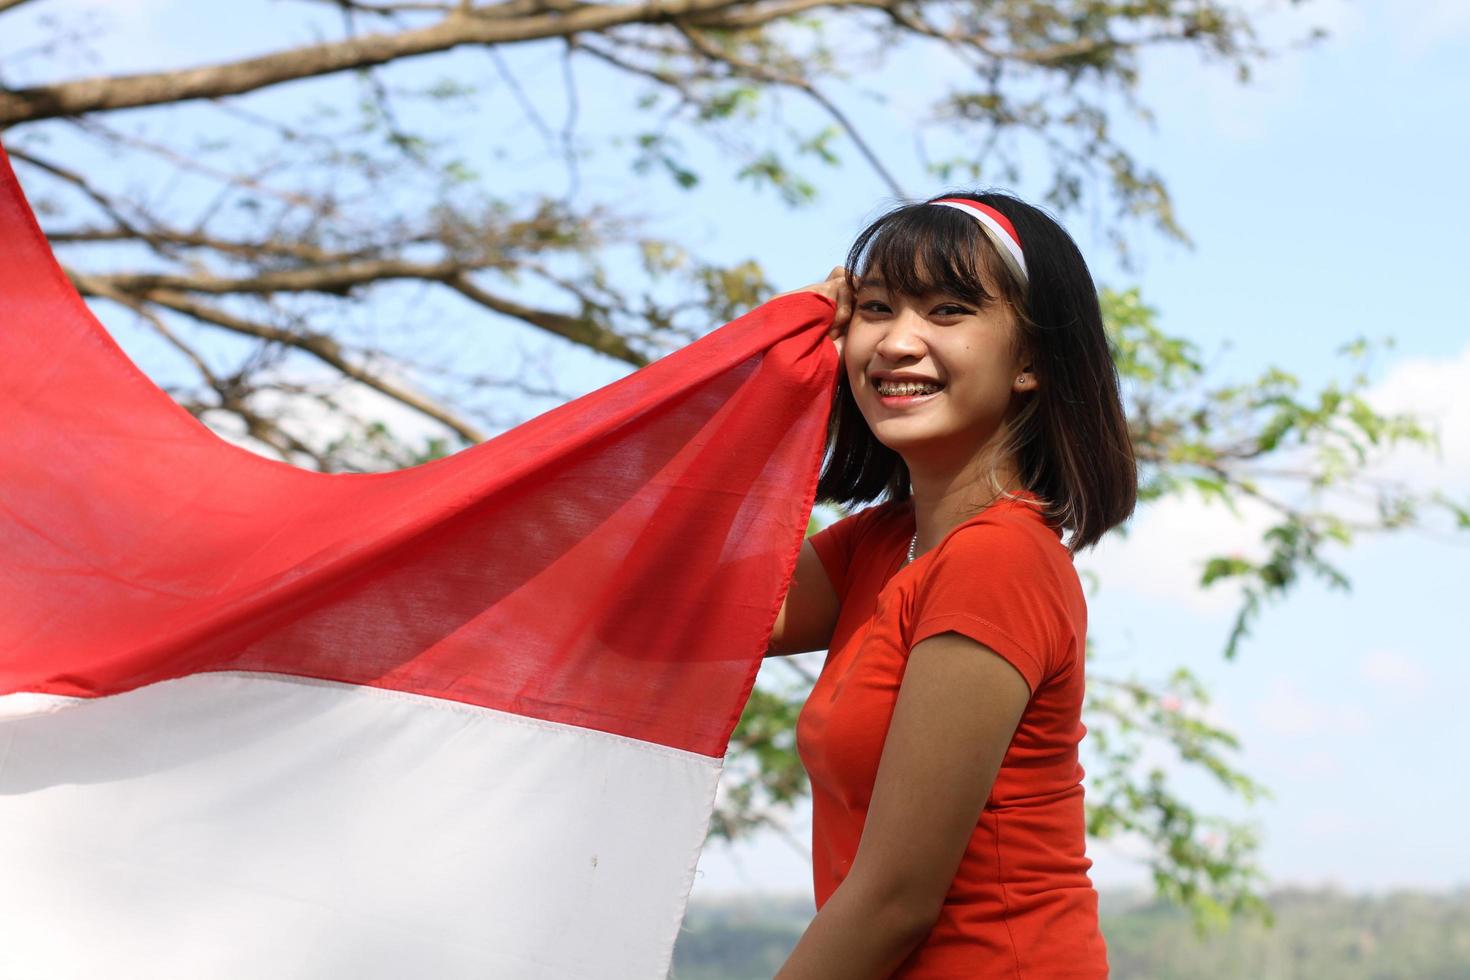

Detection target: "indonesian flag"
[0, 144, 838, 978]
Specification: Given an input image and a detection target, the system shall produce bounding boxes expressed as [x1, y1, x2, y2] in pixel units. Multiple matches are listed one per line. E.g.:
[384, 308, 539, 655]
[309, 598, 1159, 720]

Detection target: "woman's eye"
[934, 304, 972, 316]
[858, 300, 890, 313]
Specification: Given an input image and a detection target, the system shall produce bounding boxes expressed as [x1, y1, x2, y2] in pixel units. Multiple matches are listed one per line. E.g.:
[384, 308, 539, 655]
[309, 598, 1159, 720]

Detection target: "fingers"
[831, 266, 853, 329]
[772, 269, 852, 350]
[827, 267, 850, 365]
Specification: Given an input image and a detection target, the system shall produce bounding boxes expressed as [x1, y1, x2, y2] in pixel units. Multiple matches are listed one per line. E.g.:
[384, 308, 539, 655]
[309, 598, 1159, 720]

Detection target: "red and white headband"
[928, 197, 1028, 288]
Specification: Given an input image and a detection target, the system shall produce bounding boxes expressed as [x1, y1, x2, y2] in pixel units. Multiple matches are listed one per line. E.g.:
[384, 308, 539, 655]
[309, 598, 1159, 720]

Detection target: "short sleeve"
[908, 521, 1068, 695]
[806, 504, 885, 603]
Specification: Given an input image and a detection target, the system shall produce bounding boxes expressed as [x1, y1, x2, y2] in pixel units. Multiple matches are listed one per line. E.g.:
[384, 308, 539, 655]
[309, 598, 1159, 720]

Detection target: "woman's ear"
[1010, 334, 1036, 393]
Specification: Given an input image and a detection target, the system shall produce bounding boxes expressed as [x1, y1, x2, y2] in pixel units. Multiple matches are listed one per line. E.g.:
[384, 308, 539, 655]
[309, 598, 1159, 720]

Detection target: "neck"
[905, 448, 1021, 557]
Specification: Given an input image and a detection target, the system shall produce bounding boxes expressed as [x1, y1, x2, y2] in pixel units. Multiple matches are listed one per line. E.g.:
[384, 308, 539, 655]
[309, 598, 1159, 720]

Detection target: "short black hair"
[816, 190, 1137, 554]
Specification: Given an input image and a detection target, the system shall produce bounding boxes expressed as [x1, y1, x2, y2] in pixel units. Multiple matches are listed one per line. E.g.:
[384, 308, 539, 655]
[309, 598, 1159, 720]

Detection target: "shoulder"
[933, 502, 1071, 579]
[909, 503, 1082, 684]
[924, 508, 1082, 625]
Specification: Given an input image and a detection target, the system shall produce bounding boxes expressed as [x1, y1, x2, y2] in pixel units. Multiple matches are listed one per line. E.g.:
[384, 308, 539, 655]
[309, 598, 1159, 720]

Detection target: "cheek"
[943, 363, 1016, 418]
[842, 335, 873, 388]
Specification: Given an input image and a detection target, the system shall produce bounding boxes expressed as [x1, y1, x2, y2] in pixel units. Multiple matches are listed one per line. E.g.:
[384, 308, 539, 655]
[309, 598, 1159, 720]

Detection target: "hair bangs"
[842, 204, 1016, 309]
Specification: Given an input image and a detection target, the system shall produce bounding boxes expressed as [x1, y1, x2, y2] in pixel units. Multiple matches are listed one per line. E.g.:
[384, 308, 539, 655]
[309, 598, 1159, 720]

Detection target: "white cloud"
[1391, 1, 1470, 56]
[1359, 341, 1470, 493]
[1251, 677, 1370, 739]
[1295, 805, 1358, 837]
[83, 0, 171, 10]
[1279, 747, 1344, 779]
[1286, 0, 1369, 46]
[203, 366, 462, 470]
[1138, 0, 1367, 143]
[1083, 341, 1470, 612]
[1076, 492, 1279, 615]
[1357, 648, 1431, 700]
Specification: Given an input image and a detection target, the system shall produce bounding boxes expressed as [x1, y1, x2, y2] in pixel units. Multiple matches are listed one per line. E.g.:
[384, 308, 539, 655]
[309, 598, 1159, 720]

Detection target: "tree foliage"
[1, 0, 1461, 934]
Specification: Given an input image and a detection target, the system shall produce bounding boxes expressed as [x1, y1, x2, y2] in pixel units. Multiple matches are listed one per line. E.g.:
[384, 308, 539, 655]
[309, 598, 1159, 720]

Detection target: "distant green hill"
[670, 886, 1470, 979]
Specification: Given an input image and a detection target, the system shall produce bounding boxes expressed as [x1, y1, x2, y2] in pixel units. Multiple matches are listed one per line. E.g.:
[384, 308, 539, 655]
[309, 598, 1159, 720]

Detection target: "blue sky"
[3, 0, 1467, 901]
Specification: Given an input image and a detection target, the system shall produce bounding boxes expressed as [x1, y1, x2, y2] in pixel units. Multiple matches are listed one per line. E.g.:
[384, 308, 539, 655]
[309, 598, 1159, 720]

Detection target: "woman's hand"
[772, 265, 852, 361]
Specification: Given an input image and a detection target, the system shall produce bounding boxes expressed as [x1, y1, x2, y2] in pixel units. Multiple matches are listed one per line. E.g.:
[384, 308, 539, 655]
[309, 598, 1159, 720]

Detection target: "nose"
[873, 306, 927, 363]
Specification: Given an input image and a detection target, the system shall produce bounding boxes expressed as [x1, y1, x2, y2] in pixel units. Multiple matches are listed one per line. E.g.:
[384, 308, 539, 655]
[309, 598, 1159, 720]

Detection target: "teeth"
[877, 380, 942, 396]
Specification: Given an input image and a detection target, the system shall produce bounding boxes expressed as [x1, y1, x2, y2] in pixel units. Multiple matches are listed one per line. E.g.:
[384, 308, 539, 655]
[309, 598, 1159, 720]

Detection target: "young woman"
[765, 191, 1137, 979]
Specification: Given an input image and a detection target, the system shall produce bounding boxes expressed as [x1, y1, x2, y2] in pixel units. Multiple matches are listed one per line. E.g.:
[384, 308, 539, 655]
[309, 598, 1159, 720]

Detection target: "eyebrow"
[857, 278, 957, 296]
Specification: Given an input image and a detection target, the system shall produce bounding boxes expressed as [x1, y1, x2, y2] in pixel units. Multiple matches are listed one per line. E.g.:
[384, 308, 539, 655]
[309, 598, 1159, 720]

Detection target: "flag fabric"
[0, 144, 838, 979]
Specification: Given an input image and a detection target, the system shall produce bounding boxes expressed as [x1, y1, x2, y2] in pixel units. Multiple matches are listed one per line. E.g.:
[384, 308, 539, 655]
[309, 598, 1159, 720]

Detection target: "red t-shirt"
[797, 489, 1109, 978]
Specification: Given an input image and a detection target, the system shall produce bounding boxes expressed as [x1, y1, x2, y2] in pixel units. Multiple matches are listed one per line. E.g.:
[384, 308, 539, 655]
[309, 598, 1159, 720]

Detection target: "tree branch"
[88, 258, 501, 296]
[66, 116, 320, 210]
[45, 226, 363, 263]
[7, 147, 169, 253]
[672, 21, 905, 197]
[82, 280, 337, 464]
[79, 258, 648, 367]
[46, 221, 464, 267]
[0, 0, 800, 126]
[445, 273, 648, 366]
[69, 272, 489, 443]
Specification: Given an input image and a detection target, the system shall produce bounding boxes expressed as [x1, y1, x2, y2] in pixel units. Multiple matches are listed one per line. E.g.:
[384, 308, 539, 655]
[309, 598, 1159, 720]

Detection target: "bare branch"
[66, 117, 321, 210]
[44, 225, 456, 266]
[689, 0, 844, 30]
[672, 21, 906, 197]
[558, 38, 582, 199]
[80, 257, 648, 367]
[446, 274, 648, 366]
[0, 0, 810, 126]
[7, 147, 169, 253]
[84, 279, 225, 388]
[287, 0, 454, 13]
[69, 271, 489, 443]
[82, 280, 335, 464]
[45, 227, 353, 263]
[486, 46, 560, 158]
[576, 37, 710, 96]
[88, 257, 502, 296]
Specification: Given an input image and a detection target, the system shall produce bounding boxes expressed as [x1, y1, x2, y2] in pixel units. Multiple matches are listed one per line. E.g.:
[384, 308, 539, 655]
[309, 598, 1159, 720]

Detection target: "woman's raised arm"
[766, 539, 842, 657]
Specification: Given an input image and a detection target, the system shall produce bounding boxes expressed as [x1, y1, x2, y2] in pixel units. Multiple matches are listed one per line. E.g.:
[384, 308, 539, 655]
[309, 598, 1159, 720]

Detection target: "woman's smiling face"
[845, 262, 1031, 470]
